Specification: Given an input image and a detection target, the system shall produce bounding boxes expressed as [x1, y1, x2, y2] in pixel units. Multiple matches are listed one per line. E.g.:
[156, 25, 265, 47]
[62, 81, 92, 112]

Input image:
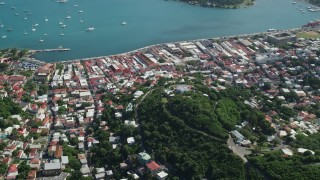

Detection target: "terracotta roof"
[30, 158, 40, 164]
[54, 145, 63, 159]
[8, 164, 18, 173]
[146, 161, 161, 171]
[27, 170, 37, 180]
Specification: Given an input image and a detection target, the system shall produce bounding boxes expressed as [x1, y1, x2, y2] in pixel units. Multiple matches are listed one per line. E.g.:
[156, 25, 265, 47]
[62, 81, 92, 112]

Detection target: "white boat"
[0, 2, 6, 5]
[59, 20, 63, 25]
[268, 29, 276, 32]
[121, 21, 127, 25]
[39, 39, 44, 43]
[74, 4, 79, 7]
[44, 17, 48, 22]
[61, 24, 66, 28]
[65, 16, 71, 19]
[43, 33, 47, 36]
[1, 32, 6, 39]
[60, 33, 64, 36]
[23, 30, 28, 35]
[86, 27, 95, 31]
[11, 6, 16, 10]
[0, 22, 3, 28]
[24, 16, 28, 20]
[34, 23, 39, 27]
[80, 18, 84, 23]
[57, 0, 68, 3]
[15, 13, 19, 16]
[292, 1, 296, 4]
[31, 25, 36, 32]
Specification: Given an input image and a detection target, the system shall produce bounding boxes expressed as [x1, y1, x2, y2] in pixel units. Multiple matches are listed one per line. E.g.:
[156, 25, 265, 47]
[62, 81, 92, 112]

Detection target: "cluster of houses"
[0, 65, 54, 179]
[1, 29, 320, 179]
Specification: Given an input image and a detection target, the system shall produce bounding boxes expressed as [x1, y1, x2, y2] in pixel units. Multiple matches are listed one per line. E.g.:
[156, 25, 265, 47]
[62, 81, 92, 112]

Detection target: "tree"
[0, 162, 8, 174]
[22, 94, 32, 102]
[68, 170, 83, 180]
[16, 160, 31, 179]
[69, 157, 81, 170]
[0, 63, 9, 72]
[37, 84, 48, 96]
[58, 106, 67, 115]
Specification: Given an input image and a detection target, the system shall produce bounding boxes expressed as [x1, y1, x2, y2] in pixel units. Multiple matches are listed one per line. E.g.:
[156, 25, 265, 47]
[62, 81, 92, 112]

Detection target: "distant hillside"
[179, 0, 249, 7]
[309, 0, 320, 6]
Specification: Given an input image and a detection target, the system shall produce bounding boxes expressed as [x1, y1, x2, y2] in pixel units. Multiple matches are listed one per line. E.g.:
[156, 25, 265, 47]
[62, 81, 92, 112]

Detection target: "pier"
[30, 48, 71, 53]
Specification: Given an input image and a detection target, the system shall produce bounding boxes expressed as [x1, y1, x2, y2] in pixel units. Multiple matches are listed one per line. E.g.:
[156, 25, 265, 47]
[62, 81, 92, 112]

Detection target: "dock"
[30, 48, 71, 53]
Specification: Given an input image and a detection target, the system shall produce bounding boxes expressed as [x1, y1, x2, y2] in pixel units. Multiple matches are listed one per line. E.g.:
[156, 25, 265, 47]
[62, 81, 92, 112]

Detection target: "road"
[186, 123, 251, 163]
[227, 135, 251, 163]
[134, 89, 154, 150]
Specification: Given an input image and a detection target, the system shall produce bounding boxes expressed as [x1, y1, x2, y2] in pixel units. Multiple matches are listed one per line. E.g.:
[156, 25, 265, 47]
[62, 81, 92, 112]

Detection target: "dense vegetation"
[167, 93, 227, 138]
[180, 0, 245, 6]
[138, 88, 245, 179]
[0, 48, 29, 60]
[309, 0, 320, 6]
[0, 97, 22, 119]
[290, 133, 320, 151]
[248, 151, 320, 180]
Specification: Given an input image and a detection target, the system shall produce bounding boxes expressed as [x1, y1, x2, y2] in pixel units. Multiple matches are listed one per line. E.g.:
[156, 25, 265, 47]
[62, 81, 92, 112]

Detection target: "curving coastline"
[30, 27, 302, 63]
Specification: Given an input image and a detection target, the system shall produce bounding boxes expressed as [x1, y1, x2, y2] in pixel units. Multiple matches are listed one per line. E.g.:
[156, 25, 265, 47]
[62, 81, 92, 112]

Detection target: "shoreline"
[30, 27, 303, 64]
[179, 0, 255, 9]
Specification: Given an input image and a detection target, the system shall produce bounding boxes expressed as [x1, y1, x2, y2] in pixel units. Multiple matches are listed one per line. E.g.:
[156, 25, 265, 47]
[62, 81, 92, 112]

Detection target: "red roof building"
[146, 161, 162, 175]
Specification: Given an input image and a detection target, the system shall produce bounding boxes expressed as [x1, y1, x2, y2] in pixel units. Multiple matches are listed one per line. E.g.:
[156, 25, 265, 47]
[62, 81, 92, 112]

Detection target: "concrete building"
[267, 32, 296, 46]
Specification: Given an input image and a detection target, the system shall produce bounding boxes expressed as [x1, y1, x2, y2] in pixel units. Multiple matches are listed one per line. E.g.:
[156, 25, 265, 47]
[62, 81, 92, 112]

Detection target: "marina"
[30, 48, 71, 53]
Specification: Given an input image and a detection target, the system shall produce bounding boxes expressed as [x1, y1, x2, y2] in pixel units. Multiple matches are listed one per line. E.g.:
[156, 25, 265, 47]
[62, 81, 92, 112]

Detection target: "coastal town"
[1, 24, 320, 179]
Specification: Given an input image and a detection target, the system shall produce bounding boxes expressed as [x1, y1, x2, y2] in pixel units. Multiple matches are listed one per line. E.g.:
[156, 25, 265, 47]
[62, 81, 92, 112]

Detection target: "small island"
[178, 0, 255, 8]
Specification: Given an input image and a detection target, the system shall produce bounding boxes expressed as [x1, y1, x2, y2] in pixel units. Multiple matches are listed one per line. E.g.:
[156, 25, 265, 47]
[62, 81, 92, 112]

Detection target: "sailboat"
[0, 21, 4, 28]
[39, 38, 44, 43]
[6, 27, 12, 32]
[23, 30, 28, 35]
[24, 16, 28, 20]
[80, 18, 83, 23]
[59, 19, 63, 25]
[44, 16, 49, 22]
[60, 32, 64, 36]
[31, 25, 36, 32]
[1, 32, 7, 39]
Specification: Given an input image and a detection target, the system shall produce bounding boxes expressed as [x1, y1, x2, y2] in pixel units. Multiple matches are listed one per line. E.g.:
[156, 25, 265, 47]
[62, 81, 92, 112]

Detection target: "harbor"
[30, 48, 71, 53]
[0, 0, 319, 62]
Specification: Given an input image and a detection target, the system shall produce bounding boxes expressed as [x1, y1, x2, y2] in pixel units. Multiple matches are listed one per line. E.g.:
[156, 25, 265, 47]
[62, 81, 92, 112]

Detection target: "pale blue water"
[0, 0, 318, 62]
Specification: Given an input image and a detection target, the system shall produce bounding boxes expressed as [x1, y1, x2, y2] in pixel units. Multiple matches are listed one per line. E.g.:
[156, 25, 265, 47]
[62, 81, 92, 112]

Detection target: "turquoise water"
[0, 0, 318, 62]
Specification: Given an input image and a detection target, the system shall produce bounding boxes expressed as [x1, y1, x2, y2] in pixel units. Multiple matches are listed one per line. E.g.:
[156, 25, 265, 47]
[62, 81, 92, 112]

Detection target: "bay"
[0, 0, 318, 62]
